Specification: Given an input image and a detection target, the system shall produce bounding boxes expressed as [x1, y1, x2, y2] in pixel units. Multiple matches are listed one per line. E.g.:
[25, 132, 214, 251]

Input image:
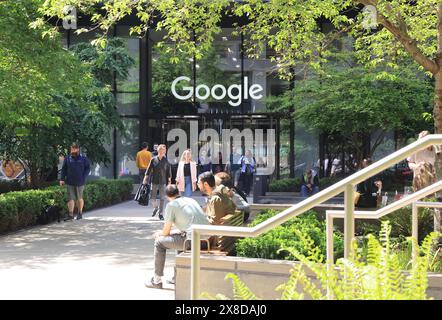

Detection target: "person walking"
[152, 144, 159, 157]
[143, 144, 171, 220]
[198, 150, 212, 175]
[60, 143, 90, 221]
[175, 149, 197, 197]
[238, 150, 256, 196]
[145, 184, 209, 289]
[136, 142, 152, 184]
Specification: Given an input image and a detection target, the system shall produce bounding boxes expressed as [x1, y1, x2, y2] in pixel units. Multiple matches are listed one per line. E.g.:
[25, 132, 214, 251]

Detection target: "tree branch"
[357, 1, 438, 74]
[377, 13, 439, 74]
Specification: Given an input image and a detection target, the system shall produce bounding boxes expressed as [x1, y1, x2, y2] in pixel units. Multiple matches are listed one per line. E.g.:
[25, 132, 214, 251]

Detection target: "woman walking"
[176, 149, 198, 197]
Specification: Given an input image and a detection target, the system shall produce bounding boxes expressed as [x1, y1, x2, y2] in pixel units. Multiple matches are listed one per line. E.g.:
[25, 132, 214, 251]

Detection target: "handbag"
[134, 183, 150, 206]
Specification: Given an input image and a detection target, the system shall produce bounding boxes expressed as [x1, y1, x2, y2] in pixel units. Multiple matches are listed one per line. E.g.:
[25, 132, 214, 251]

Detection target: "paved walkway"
[0, 197, 206, 300]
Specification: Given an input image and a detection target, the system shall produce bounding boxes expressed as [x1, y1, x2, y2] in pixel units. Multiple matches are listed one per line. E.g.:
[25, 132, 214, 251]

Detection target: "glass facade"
[64, 18, 397, 184]
[116, 118, 140, 180]
[61, 15, 401, 188]
[150, 30, 194, 114]
[196, 29, 242, 113]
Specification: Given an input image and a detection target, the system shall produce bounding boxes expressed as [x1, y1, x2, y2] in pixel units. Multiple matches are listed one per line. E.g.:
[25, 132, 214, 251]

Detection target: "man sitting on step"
[145, 184, 209, 289]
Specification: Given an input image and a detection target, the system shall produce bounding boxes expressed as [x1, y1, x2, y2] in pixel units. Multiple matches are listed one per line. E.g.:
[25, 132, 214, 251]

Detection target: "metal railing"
[190, 134, 442, 299]
[326, 180, 442, 265]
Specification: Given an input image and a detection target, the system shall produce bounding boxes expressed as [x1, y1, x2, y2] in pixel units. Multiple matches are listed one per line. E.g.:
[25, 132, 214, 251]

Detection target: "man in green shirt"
[145, 184, 209, 289]
[198, 171, 236, 225]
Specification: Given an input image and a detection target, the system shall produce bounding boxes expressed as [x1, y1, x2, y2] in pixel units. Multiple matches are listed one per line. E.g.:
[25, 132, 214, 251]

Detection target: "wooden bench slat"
[208, 210, 245, 255]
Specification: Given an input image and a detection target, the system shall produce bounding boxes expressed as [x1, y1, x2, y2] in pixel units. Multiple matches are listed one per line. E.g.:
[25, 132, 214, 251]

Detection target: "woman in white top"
[176, 149, 198, 197]
[407, 131, 436, 191]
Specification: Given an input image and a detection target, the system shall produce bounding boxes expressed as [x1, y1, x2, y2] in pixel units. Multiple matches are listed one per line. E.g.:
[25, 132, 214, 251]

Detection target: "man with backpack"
[215, 172, 250, 222]
[197, 171, 236, 225]
[60, 143, 90, 221]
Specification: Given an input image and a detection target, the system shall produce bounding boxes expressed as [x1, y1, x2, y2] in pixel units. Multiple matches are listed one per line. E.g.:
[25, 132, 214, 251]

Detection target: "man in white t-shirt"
[145, 184, 209, 289]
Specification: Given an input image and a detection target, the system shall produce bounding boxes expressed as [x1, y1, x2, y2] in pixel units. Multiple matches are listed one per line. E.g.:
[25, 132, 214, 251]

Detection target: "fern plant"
[202, 221, 440, 300]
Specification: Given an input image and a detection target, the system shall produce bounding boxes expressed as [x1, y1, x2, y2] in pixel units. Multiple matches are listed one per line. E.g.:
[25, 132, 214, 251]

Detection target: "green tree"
[0, 38, 134, 188]
[0, 0, 92, 130]
[267, 54, 434, 170]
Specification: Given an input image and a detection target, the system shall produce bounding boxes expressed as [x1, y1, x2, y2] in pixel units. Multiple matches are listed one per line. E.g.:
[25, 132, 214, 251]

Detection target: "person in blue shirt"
[238, 150, 256, 196]
[60, 143, 90, 221]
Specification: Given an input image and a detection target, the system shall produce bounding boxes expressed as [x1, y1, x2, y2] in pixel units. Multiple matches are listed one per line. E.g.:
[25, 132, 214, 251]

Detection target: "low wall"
[176, 253, 442, 300]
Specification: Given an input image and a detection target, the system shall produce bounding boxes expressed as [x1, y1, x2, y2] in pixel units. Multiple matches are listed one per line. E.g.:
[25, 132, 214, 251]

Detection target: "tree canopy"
[268, 52, 434, 167]
[0, 0, 135, 186]
[0, 0, 93, 130]
[35, 0, 442, 134]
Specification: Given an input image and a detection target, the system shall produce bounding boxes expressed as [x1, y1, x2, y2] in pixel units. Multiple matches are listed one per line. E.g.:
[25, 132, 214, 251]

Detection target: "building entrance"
[145, 113, 280, 179]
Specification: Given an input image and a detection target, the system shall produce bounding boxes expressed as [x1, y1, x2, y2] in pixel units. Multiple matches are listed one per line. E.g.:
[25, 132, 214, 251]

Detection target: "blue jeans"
[301, 185, 319, 197]
[184, 176, 192, 197]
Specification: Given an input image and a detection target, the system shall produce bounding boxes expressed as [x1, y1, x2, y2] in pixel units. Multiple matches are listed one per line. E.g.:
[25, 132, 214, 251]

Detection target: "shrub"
[268, 178, 301, 192]
[235, 210, 344, 261]
[268, 176, 342, 192]
[0, 178, 133, 234]
[205, 222, 440, 300]
[358, 201, 435, 243]
[0, 180, 26, 194]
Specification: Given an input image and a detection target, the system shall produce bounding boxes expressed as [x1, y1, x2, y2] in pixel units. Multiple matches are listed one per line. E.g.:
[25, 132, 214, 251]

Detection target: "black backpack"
[232, 186, 248, 203]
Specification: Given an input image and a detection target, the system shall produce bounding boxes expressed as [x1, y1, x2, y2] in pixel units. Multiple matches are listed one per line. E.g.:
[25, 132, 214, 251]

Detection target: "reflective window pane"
[196, 29, 242, 113]
[150, 30, 194, 114]
[116, 26, 140, 93]
[117, 93, 139, 116]
[116, 119, 140, 182]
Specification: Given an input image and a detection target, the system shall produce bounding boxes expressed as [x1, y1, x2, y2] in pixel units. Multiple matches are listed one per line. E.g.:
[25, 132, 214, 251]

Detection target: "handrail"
[326, 179, 442, 219]
[325, 179, 442, 264]
[190, 134, 442, 299]
[192, 135, 442, 237]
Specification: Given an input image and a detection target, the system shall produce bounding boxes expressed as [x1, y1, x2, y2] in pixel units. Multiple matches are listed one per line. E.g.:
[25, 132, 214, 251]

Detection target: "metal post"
[190, 230, 201, 300]
[326, 214, 334, 264]
[412, 202, 418, 265]
[326, 214, 334, 300]
[344, 184, 355, 259]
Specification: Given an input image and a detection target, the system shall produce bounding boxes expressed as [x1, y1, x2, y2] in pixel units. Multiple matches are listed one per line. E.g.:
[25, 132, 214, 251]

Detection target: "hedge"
[0, 178, 133, 234]
[269, 175, 411, 193]
[268, 176, 341, 192]
[235, 209, 344, 261]
[0, 180, 26, 194]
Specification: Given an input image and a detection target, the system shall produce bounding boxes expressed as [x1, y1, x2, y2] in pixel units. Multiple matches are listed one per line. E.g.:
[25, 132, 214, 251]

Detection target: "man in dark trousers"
[143, 144, 171, 220]
[60, 143, 91, 221]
